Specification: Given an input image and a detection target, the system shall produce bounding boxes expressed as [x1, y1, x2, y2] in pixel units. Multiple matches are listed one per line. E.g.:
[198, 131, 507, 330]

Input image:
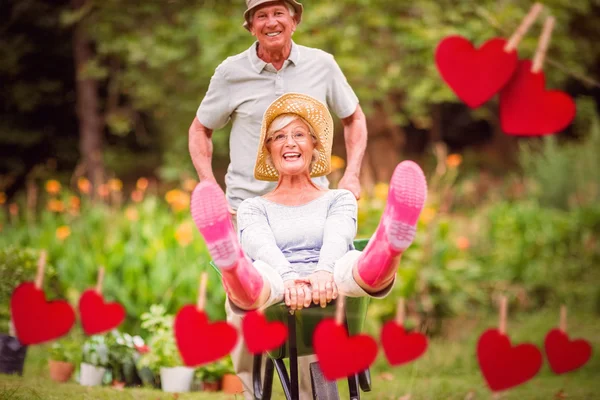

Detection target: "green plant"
[0, 246, 58, 332]
[105, 330, 139, 383]
[195, 357, 232, 383]
[82, 335, 109, 367]
[49, 338, 81, 364]
[137, 305, 181, 376]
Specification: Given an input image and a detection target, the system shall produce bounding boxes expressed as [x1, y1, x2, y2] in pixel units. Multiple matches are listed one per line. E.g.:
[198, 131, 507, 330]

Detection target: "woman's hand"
[306, 271, 338, 308]
[283, 279, 312, 311]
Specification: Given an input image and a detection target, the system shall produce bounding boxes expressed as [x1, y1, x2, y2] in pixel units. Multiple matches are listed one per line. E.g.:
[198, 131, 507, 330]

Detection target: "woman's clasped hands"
[284, 270, 338, 311]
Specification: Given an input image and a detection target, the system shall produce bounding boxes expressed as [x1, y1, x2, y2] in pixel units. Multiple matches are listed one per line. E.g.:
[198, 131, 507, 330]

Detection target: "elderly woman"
[191, 93, 427, 312]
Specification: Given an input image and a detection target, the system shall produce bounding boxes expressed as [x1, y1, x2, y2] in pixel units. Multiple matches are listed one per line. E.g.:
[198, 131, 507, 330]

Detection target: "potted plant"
[137, 305, 194, 393]
[220, 357, 243, 395]
[105, 330, 142, 388]
[195, 358, 231, 392]
[80, 334, 109, 386]
[48, 338, 79, 382]
[0, 247, 57, 375]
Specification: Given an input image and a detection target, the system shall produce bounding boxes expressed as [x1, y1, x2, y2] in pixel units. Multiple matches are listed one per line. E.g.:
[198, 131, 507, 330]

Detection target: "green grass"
[1, 307, 599, 399]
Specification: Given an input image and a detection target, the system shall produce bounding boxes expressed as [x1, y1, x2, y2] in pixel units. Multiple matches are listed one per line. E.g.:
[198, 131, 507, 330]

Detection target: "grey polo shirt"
[197, 41, 359, 211]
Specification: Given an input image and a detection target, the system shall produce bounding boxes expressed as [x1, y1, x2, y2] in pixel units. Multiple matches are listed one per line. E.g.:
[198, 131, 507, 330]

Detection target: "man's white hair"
[249, 1, 295, 22]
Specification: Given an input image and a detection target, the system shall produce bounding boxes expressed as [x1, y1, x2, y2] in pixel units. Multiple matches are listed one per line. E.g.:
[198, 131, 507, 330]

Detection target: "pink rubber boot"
[357, 161, 427, 289]
[191, 181, 264, 308]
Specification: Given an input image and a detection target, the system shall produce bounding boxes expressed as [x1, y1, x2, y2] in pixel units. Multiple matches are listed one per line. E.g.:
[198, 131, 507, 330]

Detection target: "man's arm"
[188, 117, 216, 182]
[339, 104, 367, 199]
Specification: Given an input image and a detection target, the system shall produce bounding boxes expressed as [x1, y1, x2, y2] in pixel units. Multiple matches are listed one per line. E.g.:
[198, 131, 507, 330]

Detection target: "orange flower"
[8, 203, 19, 216]
[69, 196, 80, 209]
[47, 199, 65, 213]
[0, 192, 6, 205]
[166, 189, 190, 212]
[420, 207, 436, 224]
[175, 222, 194, 246]
[330, 155, 346, 172]
[131, 190, 144, 203]
[125, 207, 139, 221]
[136, 177, 149, 191]
[182, 178, 198, 192]
[373, 182, 389, 202]
[446, 154, 462, 168]
[456, 236, 470, 251]
[97, 184, 110, 198]
[56, 225, 71, 241]
[109, 178, 123, 192]
[77, 177, 91, 194]
[165, 189, 185, 204]
[45, 180, 61, 195]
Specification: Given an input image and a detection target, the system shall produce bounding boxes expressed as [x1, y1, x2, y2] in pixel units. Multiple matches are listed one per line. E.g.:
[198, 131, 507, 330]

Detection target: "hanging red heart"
[544, 328, 592, 374]
[10, 282, 75, 345]
[500, 60, 576, 136]
[477, 329, 542, 392]
[313, 319, 378, 381]
[435, 36, 518, 109]
[242, 310, 288, 354]
[78, 289, 126, 335]
[381, 322, 428, 366]
[174, 305, 238, 366]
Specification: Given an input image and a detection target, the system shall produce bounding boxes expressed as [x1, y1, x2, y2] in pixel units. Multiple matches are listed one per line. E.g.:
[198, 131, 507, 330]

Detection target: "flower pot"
[0, 334, 27, 376]
[202, 380, 220, 392]
[80, 362, 106, 386]
[48, 360, 75, 382]
[221, 373, 243, 394]
[160, 366, 195, 393]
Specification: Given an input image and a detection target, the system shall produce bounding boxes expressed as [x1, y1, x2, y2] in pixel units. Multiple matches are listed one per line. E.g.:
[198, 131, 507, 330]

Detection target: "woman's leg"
[191, 181, 269, 310]
[354, 161, 427, 293]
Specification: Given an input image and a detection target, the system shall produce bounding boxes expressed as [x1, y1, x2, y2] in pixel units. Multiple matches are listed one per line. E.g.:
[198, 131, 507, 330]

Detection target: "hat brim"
[254, 93, 333, 181]
[243, 0, 303, 31]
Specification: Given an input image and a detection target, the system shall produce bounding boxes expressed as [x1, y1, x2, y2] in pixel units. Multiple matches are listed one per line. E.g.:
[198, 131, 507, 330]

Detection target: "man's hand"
[283, 279, 312, 311]
[306, 271, 338, 308]
[338, 173, 361, 200]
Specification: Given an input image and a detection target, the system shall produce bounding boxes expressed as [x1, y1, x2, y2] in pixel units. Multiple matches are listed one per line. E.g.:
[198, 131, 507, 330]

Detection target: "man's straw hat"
[254, 93, 333, 181]
[243, 0, 303, 31]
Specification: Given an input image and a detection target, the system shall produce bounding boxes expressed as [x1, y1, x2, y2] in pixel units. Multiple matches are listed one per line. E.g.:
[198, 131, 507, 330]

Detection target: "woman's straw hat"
[254, 93, 333, 181]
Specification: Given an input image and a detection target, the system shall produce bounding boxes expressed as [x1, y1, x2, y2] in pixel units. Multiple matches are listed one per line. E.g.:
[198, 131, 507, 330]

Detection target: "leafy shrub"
[137, 304, 181, 379]
[50, 338, 81, 364]
[519, 97, 600, 210]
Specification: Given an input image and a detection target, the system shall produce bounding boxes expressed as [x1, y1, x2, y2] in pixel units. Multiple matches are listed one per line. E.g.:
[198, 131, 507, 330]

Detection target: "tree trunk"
[72, 0, 104, 191]
[364, 101, 406, 184]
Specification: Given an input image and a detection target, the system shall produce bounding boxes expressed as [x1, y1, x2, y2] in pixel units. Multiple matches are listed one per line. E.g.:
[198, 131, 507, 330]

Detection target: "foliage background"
[1, 0, 599, 338]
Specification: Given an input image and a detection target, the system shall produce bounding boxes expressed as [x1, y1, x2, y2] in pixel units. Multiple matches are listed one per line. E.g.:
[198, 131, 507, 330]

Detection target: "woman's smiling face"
[267, 118, 315, 178]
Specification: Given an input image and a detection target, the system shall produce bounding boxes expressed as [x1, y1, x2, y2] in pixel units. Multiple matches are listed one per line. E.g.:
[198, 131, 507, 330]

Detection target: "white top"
[236, 190, 358, 281]
[196, 41, 359, 210]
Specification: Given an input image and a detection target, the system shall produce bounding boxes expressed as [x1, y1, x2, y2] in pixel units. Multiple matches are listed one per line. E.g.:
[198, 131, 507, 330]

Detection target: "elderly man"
[188, 0, 367, 398]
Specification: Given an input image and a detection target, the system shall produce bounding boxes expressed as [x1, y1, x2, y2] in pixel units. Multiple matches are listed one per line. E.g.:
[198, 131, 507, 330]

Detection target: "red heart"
[477, 329, 542, 392]
[242, 310, 288, 354]
[10, 282, 75, 345]
[78, 289, 126, 335]
[500, 60, 576, 135]
[381, 322, 428, 366]
[435, 36, 518, 108]
[544, 328, 592, 374]
[313, 319, 378, 381]
[174, 305, 238, 366]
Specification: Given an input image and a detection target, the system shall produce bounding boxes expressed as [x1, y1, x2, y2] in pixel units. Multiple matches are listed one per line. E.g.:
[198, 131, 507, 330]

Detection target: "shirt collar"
[248, 40, 299, 73]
